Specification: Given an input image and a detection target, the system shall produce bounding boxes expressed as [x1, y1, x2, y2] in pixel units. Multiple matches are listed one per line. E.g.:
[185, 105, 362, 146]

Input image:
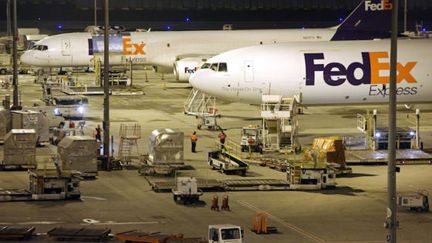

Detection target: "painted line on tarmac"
[332, 241, 425, 243]
[82, 218, 161, 225]
[0, 221, 62, 225]
[80, 196, 108, 201]
[237, 200, 326, 243]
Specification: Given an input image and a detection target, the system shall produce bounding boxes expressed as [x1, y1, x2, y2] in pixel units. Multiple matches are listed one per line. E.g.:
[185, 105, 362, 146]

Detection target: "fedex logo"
[305, 52, 417, 86]
[185, 67, 198, 74]
[365, 0, 392, 11]
[122, 37, 145, 55]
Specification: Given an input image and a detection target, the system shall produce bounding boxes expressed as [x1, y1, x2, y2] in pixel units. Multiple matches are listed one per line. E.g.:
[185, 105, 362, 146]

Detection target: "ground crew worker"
[95, 125, 102, 142]
[218, 131, 226, 145]
[247, 136, 255, 152]
[191, 131, 198, 153]
[69, 121, 75, 128]
[247, 135, 255, 146]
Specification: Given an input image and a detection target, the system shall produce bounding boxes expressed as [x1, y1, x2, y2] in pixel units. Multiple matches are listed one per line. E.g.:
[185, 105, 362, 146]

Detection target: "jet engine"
[173, 57, 206, 81]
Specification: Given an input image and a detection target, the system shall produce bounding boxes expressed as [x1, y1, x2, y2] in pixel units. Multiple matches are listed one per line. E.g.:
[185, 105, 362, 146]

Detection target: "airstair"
[118, 123, 141, 164]
[261, 94, 301, 153]
[184, 89, 221, 130]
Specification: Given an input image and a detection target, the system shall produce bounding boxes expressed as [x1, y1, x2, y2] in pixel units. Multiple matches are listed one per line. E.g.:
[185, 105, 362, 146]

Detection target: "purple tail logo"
[304, 52, 417, 86]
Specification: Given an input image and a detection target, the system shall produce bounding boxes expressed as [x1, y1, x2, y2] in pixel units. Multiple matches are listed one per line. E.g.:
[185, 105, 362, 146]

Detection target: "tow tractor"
[51, 96, 88, 119]
[398, 190, 429, 212]
[172, 177, 203, 204]
[240, 125, 263, 153]
[208, 225, 244, 243]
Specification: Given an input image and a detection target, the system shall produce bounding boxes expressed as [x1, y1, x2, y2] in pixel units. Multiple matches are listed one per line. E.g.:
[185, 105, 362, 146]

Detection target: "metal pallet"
[222, 178, 290, 191]
[0, 226, 35, 240]
[47, 227, 111, 241]
[147, 178, 290, 192]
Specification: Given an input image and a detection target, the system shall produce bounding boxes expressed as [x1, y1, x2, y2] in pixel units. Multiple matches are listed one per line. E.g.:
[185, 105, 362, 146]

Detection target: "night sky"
[0, 0, 431, 33]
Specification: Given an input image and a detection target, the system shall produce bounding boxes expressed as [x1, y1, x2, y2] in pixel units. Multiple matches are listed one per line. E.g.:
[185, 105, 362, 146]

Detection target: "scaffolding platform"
[261, 94, 301, 153]
[118, 123, 141, 164]
[346, 149, 432, 165]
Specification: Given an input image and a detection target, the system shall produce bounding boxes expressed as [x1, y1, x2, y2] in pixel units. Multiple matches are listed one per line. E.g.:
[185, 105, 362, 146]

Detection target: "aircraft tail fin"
[332, 0, 392, 40]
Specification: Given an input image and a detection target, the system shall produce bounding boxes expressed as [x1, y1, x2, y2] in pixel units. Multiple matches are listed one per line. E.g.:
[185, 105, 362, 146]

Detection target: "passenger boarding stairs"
[184, 89, 221, 130]
[184, 88, 218, 117]
[261, 94, 301, 153]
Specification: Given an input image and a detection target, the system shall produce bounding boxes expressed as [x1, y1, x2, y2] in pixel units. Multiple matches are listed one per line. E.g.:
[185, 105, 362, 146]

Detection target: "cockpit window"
[210, 63, 218, 71]
[31, 45, 48, 51]
[218, 63, 227, 72]
[201, 63, 211, 69]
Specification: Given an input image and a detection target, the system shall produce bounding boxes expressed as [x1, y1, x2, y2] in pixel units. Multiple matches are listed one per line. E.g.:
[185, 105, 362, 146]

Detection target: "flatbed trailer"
[0, 226, 35, 241]
[345, 149, 432, 165]
[0, 163, 36, 171]
[116, 230, 205, 243]
[0, 189, 33, 202]
[147, 178, 290, 192]
[47, 227, 111, 241]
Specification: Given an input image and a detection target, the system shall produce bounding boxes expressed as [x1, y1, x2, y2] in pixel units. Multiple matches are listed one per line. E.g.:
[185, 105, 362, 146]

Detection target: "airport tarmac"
[0, 71, 431, 242]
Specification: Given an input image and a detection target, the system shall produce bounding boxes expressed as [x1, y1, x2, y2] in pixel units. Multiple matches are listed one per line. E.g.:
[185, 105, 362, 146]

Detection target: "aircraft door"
[244, 60, 254, 82]
[61, 39, 71, 56]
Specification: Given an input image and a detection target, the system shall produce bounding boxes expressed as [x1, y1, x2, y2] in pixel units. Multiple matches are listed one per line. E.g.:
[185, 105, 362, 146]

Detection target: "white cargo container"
[57, 136, 98, 177]
[2, 129, 37, 168]
[148, 128, 184, 165]
[11, 110, 50, 143]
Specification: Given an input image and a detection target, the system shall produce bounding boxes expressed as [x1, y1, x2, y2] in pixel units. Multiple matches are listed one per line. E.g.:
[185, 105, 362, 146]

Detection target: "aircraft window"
[210, 63, 218, 71]
[33, 45, 48, 51]
[218, 63, 227, 72]
[201, 63, 211, 69]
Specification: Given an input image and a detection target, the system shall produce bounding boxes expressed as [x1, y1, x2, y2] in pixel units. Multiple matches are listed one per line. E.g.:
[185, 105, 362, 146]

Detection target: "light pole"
[404, 0, 407, 33]
[11, 0, 20, 110]
[94, 0, 98, 26]
[6, 0, 11, 36]
[387, 0, 399, 242]
[103, 0, 110, 170]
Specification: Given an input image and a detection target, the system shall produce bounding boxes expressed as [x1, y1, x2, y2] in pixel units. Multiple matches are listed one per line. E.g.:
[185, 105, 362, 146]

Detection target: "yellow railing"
[214, 139, 244, 160]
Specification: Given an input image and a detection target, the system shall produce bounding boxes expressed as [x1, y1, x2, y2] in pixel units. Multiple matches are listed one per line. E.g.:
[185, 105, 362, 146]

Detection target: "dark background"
[0, 0, 431, 33]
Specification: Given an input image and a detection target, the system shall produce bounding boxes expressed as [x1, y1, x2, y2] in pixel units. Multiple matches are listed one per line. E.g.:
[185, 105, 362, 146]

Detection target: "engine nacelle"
[173, 57, 205, 81]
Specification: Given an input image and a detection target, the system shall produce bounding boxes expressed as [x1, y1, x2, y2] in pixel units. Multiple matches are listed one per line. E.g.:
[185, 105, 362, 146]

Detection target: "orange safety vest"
[191, 134, 198, 142]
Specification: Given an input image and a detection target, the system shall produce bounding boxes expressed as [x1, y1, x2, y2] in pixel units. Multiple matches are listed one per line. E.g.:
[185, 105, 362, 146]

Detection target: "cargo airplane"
[189, 39, 432, 105]
[21, 0, 393, 81]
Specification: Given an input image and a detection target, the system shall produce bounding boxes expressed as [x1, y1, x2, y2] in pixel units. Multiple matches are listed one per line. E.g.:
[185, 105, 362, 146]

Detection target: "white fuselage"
[190, 39, 432, 105]
[21, 29, 337, 69]
[20, 0, 394, 81]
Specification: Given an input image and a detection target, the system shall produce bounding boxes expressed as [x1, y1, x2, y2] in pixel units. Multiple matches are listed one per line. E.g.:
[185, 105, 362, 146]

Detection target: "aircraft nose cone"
[188, 71, 201, 89]
[20, 51, 32, 65]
